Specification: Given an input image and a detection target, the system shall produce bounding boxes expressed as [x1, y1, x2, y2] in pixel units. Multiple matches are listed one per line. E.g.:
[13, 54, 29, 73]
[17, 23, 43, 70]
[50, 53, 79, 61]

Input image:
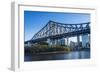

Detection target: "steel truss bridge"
[25, 20, 90, 46]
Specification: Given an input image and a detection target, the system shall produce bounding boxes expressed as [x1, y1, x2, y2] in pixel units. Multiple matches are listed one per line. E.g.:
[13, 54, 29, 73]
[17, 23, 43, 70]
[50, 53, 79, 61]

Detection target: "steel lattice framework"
[30, 20, 90, 43]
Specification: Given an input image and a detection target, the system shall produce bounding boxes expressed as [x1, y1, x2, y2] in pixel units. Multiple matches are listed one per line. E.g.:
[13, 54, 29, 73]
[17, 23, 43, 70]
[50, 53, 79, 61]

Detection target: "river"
[24, 50, 90, 61]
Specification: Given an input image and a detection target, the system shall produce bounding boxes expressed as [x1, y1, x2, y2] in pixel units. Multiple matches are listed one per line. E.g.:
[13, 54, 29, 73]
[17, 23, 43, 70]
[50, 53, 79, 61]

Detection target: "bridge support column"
[77, 35, 80, 49]
[47, 39, 57, 46]
[53, 39, 57, 45]
[65, 37, 69, 46]
[47, 38, 52, 46]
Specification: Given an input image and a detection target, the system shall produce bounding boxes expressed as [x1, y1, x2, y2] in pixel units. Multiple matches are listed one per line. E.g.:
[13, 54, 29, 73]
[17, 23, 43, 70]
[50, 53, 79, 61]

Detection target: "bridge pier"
[77, 35, 80, 49]
[64, 37, 69, 46]
[47, 38, 57, 46]
[47, 38, 52, 46]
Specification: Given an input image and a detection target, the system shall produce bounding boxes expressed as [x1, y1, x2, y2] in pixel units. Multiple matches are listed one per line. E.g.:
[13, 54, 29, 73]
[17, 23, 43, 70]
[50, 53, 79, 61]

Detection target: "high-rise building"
[82, 34, 90, 48]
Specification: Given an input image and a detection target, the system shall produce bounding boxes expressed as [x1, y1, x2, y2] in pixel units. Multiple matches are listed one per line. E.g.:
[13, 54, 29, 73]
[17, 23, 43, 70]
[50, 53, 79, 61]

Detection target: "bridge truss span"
[31, 20, 90, 42]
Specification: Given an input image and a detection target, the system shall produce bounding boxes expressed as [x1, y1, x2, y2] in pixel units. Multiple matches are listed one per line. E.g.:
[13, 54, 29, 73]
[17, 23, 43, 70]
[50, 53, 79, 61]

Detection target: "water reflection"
[24, 51, 90, 61]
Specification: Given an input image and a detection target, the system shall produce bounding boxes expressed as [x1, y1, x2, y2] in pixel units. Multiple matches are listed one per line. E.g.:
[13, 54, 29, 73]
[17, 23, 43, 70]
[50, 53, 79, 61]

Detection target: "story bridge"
[25, 20, 90, 48]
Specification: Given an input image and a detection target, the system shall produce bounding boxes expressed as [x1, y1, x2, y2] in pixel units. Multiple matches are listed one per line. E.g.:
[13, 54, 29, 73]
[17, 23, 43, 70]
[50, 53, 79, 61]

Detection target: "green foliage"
[25, 44, 71, 55]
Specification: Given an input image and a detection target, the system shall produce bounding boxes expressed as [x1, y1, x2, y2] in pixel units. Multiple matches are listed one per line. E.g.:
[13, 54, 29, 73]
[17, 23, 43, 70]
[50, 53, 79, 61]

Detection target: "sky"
[24, 11, 90, 41]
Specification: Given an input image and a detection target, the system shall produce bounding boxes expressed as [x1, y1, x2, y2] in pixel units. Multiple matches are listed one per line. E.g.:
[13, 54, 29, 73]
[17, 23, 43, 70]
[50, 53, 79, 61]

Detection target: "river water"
[24, 50, 90, 61]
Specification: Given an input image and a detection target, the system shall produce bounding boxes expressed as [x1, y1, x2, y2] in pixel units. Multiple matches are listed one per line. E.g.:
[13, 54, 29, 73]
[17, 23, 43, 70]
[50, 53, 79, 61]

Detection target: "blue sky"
[24, 11, 90, 41]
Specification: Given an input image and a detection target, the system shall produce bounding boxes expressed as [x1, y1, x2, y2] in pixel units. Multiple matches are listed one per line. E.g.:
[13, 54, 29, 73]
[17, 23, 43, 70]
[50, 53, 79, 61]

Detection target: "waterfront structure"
[25, 20, 90, 49]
